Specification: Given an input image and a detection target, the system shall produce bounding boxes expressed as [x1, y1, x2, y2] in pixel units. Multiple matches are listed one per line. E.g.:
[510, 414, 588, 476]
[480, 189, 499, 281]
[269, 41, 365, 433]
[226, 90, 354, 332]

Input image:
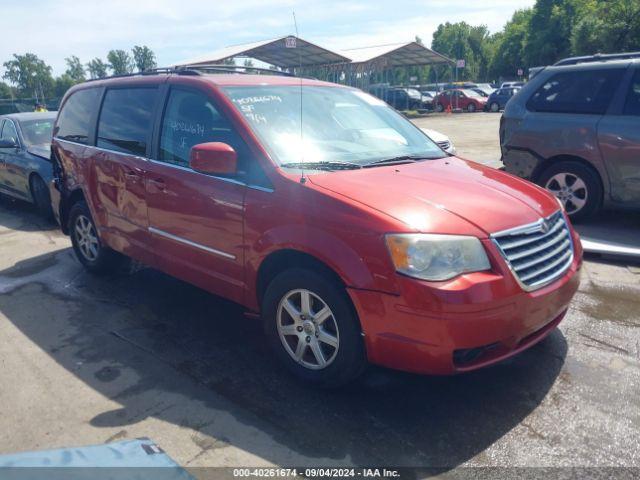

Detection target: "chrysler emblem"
[540, 220, 550, 233]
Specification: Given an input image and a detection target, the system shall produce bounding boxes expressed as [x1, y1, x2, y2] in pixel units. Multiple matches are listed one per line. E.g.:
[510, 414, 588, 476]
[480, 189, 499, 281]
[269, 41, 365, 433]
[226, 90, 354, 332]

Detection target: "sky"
[0, 0, 535, 77]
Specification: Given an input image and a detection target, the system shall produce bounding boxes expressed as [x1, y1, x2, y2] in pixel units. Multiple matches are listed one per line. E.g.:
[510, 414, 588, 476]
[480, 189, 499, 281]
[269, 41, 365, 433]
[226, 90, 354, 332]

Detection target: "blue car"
[0, 112, 56, 217]
[486, 87, 521, 112]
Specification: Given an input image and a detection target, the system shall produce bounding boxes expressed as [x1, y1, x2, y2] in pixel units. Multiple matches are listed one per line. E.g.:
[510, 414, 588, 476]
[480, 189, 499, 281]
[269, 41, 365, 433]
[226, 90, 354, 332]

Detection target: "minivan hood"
[308, 157, 559, 236]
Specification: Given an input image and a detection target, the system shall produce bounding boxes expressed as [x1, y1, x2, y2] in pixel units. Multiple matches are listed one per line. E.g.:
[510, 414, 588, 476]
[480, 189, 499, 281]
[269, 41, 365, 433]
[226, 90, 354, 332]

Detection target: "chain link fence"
[0, 97, 62, 115]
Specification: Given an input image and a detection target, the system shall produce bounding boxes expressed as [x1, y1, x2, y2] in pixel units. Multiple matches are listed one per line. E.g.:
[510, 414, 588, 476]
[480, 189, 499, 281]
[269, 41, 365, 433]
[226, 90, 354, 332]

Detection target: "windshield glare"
[223, 86, 445, 166]
[20, 119, 54, 147]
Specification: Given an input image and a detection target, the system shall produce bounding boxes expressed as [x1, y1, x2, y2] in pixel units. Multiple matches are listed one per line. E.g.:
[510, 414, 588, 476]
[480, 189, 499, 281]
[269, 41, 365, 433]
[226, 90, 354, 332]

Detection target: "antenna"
[293, 11, 306, 184]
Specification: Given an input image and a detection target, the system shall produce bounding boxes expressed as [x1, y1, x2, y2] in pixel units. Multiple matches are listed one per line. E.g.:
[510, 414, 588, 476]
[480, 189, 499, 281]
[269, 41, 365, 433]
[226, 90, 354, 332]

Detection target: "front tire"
[490, 102, 500, 112]
[69, 200, 128, 274]
[436, 103, 444, 113]
[537, 161, 602, 221]
[467, 103, 476, 113]
[262, 268, 367, 388]
[30, 175, 53, 219]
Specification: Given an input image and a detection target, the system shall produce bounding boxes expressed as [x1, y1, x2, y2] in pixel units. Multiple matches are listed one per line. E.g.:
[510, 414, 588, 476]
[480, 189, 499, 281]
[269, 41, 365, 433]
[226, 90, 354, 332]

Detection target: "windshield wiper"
[364, 155, 429, 167]
[280, 161, 362, 171]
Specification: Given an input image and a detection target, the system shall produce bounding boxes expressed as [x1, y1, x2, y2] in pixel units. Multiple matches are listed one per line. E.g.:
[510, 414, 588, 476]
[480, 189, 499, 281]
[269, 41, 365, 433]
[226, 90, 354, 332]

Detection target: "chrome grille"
[437, 140, 451, 150]
[491, 210, 573, 291]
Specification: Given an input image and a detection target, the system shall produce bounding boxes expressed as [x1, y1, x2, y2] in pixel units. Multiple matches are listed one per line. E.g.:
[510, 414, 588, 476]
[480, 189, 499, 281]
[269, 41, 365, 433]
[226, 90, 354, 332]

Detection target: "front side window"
[623, 70, 640, 116]
[55, 88, 101, 144]
[223, 86, 444, 166]
[1, 120, 18, 144]
[527, 68, 625, 115]
[159, 89, 250, 172]
[97, 88, 158, 156]
[20, 119, 54, 146]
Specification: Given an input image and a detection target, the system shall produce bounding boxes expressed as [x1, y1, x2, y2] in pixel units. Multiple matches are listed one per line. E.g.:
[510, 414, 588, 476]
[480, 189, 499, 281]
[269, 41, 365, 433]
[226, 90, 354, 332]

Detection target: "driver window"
[159, 89, 250, 174]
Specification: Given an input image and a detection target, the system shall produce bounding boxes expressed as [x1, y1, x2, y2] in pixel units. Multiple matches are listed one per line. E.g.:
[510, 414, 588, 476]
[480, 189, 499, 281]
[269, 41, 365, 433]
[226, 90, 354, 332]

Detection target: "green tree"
[54, 74, 76, 97]
[86, 58, 109, 79]
[107, 49, 133, 75]
[243, 58, 254, 68]
[65, 55, 86, 82]
[2, 53, 54, 98]
[0, 82, 14, 99]
[132, 45, 157, 72]
[571, 0, 640, 55]
[489, 8, 533, 79]
[431, 22, 491, 81]
[524, 0, 579, 67]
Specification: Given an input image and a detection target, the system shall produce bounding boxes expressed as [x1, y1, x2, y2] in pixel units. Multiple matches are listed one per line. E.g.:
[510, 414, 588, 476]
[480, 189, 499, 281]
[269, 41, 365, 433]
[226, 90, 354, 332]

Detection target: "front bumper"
[348, 232, 582, 375]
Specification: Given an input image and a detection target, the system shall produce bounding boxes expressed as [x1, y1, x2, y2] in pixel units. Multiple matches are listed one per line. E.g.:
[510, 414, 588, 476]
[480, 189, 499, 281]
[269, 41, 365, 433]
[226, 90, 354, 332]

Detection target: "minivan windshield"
[223, 86, 445, 167]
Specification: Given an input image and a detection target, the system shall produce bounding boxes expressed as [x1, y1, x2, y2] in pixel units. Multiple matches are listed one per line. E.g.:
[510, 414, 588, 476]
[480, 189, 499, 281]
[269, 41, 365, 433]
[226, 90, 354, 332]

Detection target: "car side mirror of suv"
[0, 139, 19, 149]
[190, 142, 237, 175]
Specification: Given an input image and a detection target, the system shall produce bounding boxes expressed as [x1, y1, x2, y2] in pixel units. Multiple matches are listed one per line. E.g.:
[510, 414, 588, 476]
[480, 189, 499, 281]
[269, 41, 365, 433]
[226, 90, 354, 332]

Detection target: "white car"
[421, 128, 456, 155]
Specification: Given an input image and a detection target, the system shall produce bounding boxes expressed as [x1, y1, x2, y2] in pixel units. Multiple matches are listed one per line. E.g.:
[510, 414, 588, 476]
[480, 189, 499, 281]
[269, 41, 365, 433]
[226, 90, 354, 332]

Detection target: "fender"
[244, 223, 400, 311]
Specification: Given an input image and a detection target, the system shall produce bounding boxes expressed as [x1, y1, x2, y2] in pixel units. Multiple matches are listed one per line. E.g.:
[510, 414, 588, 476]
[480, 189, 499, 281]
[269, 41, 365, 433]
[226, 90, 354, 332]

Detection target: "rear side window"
[97, 88, 158, 156]
[55, 88, 100, 144]
[527, 69, 625, 115]
[1, 120, 18, 143]
[623, 70, 640, 115]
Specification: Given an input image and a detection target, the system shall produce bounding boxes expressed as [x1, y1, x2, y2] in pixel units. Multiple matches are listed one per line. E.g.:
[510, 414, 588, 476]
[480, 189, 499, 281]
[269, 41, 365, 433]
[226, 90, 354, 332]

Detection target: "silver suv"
[500, 54, 640, 221]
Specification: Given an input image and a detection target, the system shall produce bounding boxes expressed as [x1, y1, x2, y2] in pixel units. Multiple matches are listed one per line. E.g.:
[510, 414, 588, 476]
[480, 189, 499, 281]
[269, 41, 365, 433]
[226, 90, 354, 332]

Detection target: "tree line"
[0, 46, 157, 101]
[379, 0, 640, 85]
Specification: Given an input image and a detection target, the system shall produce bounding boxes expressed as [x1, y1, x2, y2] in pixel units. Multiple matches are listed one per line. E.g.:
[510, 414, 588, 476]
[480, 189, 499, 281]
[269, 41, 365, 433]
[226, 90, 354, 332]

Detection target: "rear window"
[55, 88, 101, 144]
[97, 88, 158, 156]
[526, 68, 625, 115]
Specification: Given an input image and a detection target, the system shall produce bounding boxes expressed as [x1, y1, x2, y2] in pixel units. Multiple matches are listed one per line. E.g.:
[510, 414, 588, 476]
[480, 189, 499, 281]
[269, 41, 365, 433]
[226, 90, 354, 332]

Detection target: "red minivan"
[50, 68, 581, 387]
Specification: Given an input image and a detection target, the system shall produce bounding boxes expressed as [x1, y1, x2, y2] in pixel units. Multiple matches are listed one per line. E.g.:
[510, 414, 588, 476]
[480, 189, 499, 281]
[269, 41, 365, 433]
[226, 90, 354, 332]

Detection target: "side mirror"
[189, 142, 237, 175]
[0, 139, 18, 149]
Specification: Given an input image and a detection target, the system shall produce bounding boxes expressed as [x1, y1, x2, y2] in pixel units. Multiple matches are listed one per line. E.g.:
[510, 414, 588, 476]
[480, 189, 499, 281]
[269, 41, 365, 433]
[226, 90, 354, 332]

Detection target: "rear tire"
[467, 103, 476, 113]
[69, 200, 129, 274]
[262, 268, 367, 388]
[436, 103, 444, 113]
[30, 175, 54, 220]
[537, 161, 602, 222]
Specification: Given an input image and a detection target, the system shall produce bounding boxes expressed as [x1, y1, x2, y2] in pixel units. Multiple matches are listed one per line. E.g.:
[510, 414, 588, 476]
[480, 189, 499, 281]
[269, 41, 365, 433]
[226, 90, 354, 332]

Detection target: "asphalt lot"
[1, 113, 639, 476]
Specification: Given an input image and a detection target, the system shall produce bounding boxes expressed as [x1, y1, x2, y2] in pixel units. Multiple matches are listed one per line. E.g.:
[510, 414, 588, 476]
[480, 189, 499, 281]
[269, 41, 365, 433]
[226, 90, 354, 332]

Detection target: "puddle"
[579, 283, 640, 327]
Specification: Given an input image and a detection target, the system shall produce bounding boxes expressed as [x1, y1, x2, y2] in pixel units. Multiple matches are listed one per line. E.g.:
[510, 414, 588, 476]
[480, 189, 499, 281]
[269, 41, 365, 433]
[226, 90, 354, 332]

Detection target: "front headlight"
[385, 234, 491, 281]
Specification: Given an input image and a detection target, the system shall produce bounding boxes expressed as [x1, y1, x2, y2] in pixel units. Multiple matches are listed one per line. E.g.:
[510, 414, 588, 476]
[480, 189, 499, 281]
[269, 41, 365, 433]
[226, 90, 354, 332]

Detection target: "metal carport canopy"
[341, 41, 454, 67]
[173, 36, 350, 69]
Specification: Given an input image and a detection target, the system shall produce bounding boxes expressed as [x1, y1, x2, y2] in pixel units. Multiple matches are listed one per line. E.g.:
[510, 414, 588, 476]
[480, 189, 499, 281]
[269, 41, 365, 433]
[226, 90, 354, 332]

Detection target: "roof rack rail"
[554, 51, 640, 66]
[85, 67, 200, 82]
[177, 64, 295, 77]
[84, 64, 296, 83]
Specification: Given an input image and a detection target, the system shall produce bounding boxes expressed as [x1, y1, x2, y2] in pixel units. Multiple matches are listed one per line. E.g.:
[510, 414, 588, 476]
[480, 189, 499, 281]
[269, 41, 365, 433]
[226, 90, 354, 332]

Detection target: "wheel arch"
[532, 154, 606, 206]
[256, 249, 346, 307]
[59, 188, 87, 235]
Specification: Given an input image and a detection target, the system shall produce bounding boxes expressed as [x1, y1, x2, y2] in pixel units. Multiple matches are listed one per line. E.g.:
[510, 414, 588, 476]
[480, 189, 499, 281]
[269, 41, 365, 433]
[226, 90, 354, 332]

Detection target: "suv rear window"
[97, 88, 158, 156]
[55, 88, 100, 144]
[527, 68, 625, 115]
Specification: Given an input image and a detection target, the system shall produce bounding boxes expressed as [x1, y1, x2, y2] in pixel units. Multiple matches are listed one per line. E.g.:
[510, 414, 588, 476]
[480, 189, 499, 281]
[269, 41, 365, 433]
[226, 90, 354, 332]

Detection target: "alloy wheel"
[545, 172, 588, 215]
[277, 289, 339, 370]
[74, 214, 99, 261]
